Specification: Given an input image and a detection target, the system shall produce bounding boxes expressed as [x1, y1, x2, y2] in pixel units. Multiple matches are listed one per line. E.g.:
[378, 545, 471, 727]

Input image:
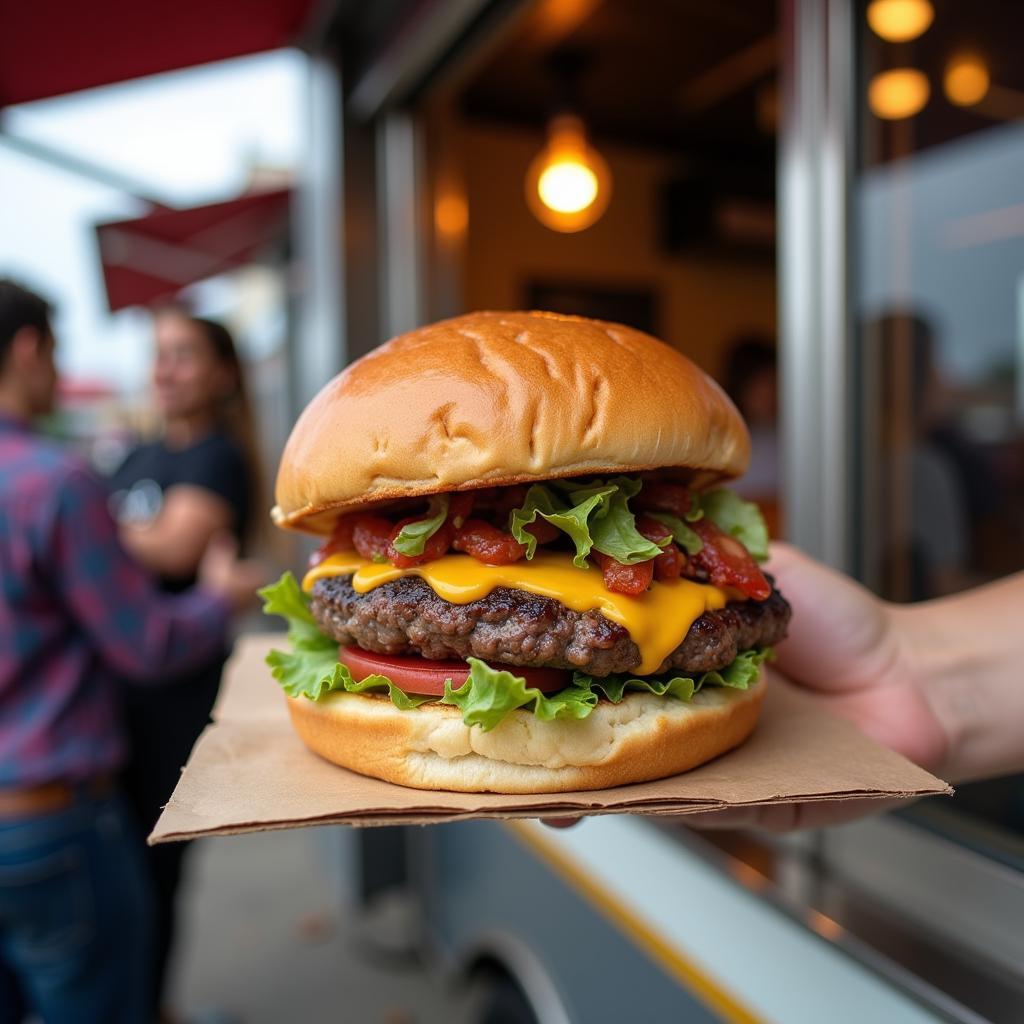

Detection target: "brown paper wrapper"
[150, 633, 951, 842]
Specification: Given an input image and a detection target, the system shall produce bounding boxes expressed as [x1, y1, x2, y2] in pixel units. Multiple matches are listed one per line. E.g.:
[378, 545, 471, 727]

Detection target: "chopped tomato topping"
[309, 514, 360, 567]
[634, 482, 694, 518]
[351, 517, 395, 563]
[387, 517, 455, 568]
[448, 492, 475, 527]
[592, 551, 654, 595]
[452, 519, 526, 565]
[637, 515, 685, 581]
[689, 519, 771, 600]
[524, 518, 561, 544]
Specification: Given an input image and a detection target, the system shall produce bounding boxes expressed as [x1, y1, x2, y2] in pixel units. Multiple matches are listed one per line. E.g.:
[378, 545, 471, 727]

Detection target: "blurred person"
[0, 279, 259, 1024]
[107, 310, 262, 1021]
[874, 312, 976, 598]
[721, 334, 780, 533]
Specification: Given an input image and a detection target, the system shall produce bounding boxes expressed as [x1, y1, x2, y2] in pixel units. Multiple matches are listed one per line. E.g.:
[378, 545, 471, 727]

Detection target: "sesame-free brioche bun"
[285, 673, 765, 794]
[273, 310, 750, 534]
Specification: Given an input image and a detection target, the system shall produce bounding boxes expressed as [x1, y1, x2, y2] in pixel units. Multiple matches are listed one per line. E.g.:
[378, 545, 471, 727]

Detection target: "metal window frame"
[779, 0, 855, 572]
[780, 1, 1024, 1016]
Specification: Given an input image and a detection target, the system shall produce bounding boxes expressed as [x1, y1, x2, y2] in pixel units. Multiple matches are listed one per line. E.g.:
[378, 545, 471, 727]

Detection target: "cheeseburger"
[261, 311, 790, 793]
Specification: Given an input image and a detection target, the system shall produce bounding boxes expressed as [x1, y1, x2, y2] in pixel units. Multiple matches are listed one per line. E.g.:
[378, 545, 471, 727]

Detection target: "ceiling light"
[866, 0, 934, 43]
[944, 54, 990, 107]
[868, 68, 930, 120]
[525, 114, 611, 232]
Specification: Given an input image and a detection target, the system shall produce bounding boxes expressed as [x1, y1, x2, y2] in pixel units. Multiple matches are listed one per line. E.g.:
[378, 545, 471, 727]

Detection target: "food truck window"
[850, 0, 1024, 871]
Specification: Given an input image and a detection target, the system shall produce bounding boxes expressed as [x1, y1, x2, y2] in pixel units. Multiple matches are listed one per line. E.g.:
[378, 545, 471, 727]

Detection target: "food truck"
[309, 2, 1024, 1021]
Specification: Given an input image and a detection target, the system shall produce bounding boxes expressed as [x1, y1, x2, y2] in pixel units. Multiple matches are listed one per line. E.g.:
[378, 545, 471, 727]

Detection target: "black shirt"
[108, 430, 251, 591]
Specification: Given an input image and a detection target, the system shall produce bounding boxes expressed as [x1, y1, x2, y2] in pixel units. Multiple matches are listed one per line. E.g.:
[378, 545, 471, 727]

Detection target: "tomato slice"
[338, 646, 570, 697]
[688, 519, 771, 600]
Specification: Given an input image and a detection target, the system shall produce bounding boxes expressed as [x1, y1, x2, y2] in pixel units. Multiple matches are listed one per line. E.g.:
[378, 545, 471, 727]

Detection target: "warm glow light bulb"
[944, 54, 990, 107]
[868, 68, 930, 120]
[537, 160, 599, 214]
[526, 114, 611, 232]
[866, 0, 934, 42]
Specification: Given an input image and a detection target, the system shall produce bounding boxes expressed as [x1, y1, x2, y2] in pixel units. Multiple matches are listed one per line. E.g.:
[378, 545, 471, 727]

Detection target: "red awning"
[95, 189, 291, 311]
[0, 1, 314, 107]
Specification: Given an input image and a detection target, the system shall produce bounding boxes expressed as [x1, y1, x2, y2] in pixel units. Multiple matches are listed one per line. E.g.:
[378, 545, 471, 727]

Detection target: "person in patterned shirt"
[0, 279, 260, 1024]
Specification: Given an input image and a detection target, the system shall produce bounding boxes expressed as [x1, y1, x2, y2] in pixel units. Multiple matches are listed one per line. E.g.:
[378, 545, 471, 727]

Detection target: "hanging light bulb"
[868, 67, 930, 119]
[866, 0, 934, 42]
[944, 53, 990, 107]
[525, 114, 612, 232]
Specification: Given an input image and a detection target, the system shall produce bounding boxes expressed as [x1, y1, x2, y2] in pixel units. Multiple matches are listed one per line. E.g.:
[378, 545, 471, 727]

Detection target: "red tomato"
[338, 646, 570, 696]
[689, 519, 771, 600]
[453, 519, 526, 565]
[592, 551, 654, 595]
[351, 517, 394, 562]
[524, 518, 560, 544]
[387, 517, 455, 568]
[636, 515, 685, 581]
[310, 514, 360, 567]
[634, 482, 694, 518]
[448, 492, 475, 526]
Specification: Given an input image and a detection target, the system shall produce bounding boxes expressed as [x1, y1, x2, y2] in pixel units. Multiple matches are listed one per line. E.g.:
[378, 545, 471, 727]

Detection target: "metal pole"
[778, 0, 855, 572]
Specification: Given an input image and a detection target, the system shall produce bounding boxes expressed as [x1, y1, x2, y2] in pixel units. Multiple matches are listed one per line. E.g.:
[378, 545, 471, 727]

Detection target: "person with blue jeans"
[0, 280, 260, 1023]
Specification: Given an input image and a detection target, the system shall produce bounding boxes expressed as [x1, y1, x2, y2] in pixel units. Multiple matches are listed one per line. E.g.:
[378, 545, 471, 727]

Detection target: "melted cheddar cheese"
[303, 551, 729, 676]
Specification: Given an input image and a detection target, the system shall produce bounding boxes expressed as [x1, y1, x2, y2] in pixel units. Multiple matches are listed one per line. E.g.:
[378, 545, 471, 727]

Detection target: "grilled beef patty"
[310, 574, 791, 677]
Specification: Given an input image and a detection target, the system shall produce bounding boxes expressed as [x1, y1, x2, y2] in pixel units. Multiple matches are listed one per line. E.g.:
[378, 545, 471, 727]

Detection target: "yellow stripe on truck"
[303, 551, 728, 676]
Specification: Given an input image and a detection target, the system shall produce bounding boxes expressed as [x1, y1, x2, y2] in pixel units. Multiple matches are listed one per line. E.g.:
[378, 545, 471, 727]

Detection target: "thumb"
[765, 543, 895, 696]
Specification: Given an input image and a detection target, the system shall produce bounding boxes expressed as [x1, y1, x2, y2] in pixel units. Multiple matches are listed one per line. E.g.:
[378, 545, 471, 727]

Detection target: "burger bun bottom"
[285, 673, 766, 794]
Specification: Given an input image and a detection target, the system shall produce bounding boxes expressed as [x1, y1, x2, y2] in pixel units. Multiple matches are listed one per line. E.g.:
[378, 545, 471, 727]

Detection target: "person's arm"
[48, 464, 235, 682]
[120, 484, 233, 579]
[894, 569, 1024, 783]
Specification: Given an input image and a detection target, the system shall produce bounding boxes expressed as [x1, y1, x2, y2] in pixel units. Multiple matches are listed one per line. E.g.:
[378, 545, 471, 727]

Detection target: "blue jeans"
[0, 790, 154, 1024]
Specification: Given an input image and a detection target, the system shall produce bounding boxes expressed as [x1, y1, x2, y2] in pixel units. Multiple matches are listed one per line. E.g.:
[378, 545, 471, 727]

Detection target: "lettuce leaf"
[391, 494, 450, 556]
[441, 659, 599, 729]
[508, 477, 665, 568]
[646, 511, 704, 555]
[699, 489, 770, 563]
[509, 483, 613, 566]
[260, 572, 434, 707]
[260, 573, 770, 730]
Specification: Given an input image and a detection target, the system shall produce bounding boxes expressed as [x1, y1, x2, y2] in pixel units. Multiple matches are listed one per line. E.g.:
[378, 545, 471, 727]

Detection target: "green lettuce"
[442, 659, 599, 728]
[391, 494, 449, 556]
[646, 511, 704, 555]
[508, 477, 666, 568]
[260, 572, 769, 732]
[509, 483, 613, 565]
[699, 488, 770, 563]
[259, 573, 434, 706]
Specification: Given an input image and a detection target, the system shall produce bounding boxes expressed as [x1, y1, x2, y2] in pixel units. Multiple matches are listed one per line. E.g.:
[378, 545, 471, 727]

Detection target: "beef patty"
[310, 574, 791, 677]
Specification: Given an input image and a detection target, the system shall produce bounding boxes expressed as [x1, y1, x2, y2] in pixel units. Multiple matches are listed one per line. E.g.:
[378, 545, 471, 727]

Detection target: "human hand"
[757, 543, 949, 772]
[198, 531, 269, 612]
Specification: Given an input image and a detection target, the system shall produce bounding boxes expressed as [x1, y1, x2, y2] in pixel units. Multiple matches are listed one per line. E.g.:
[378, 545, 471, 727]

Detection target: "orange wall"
[462, 122, 776, 375]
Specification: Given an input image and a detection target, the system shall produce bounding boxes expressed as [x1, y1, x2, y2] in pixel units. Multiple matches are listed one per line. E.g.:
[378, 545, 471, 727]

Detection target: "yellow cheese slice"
[303, 551, 728, 675]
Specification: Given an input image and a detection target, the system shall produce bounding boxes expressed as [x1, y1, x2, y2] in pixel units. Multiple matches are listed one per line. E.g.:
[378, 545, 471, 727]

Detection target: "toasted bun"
[274, 311, 749, 534]
[284, 674, 765, 794]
